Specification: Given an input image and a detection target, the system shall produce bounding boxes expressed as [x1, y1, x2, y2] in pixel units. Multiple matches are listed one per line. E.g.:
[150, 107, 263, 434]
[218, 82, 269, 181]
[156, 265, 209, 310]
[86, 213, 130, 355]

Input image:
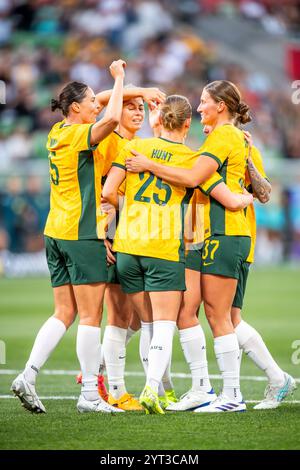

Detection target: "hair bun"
[236, 101, 251, 124]
[237, 102, 249, 114]
[51, 98, 61, 112]
[165, 111, 174, 119]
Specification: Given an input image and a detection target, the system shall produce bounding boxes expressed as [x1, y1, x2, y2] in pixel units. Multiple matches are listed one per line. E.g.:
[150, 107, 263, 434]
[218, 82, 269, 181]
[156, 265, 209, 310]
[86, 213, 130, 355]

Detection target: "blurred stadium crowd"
[0, 0, 300, 273]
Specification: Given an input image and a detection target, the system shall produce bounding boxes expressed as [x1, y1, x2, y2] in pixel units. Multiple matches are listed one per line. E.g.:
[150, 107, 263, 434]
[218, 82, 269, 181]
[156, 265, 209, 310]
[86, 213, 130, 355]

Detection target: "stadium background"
[0, 0, 300, 451]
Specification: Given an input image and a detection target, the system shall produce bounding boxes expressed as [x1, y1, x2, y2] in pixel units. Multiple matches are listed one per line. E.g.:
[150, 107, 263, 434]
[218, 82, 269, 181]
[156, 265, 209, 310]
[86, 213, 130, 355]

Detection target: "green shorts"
[44, 236, 108, 287]
[232, 261, 251, 309]
[185, 248, 202, 272]
[200, 235, 251, 279]
[107, 263, 120, 284]
[116, 253, 186, 293]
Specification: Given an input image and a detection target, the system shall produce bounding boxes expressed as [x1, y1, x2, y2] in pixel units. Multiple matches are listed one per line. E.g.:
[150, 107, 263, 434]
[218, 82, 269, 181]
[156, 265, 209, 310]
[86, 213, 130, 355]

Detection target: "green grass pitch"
[0, 267, 300, 450]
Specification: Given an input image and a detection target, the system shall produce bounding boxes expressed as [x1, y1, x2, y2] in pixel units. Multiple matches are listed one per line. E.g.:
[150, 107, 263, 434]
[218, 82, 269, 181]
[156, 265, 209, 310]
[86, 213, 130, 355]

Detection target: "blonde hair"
[160, 95, 192, 131]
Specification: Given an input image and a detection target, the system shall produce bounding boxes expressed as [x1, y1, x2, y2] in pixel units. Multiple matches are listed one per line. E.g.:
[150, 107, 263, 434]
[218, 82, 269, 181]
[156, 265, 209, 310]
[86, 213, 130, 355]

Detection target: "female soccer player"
[97, 95, 146, 411]
[103, 94, 253, 414]
[11, 60, 128, 414]
[74, 87, 166, 405]
[231, 134, 296, 410]
[126, 81, 256, 413]
[167, 124, 294, 411]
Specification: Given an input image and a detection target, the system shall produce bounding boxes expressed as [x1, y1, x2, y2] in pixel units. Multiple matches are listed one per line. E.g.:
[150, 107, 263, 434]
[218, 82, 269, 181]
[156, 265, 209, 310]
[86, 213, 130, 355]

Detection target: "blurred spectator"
[0, 176, 49, 253]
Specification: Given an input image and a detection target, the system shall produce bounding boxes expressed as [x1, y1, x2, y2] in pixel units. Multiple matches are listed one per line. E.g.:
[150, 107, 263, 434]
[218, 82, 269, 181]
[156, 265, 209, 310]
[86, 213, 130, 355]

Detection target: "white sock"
[214, 333, 242, 401]
[162, 358, 174, 392]
[99, 347, 105, 375]
[103, 325, 127, 399]
[146, 320, 176, 394]
[239, 349, 243, 374]
[139, 321, 153, 375]
[179, 325, 212, 392]
[125, 327, 138, 346]
[76, 325, 101, 401]
[235, 320, 285, 386]
[24, 317, 66, 385]
[157, 357, 173, 397]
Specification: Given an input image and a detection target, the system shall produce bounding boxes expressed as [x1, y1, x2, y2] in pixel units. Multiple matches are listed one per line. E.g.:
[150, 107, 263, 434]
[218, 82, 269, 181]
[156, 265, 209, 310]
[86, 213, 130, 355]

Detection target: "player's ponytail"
[160, 95, 192, 131]
[204, 80, 252, 125]
[51, 99, 61, 112]
[51, 82, 89, 117]
[236, 101, 251, 125]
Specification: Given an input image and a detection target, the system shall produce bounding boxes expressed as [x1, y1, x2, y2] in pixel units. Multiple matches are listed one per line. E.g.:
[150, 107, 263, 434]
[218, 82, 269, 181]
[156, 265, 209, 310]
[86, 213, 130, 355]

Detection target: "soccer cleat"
[108, 393, 143, 411]
[77, 394, 124, 413]
[166, 388, 217, 411]
[193, 393, 246, 413]
[139, 385, 165, 415]
[11, 373, 46, 414]
[253, 373, 297, 410]
[159, 389, 178, 409]
[76, 372, 108, 402]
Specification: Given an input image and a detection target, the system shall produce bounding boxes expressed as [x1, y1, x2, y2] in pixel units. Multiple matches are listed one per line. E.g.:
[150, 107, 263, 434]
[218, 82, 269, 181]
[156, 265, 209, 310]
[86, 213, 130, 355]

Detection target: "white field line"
[0, 395, 300, 404]
[0, 369, 300, 383]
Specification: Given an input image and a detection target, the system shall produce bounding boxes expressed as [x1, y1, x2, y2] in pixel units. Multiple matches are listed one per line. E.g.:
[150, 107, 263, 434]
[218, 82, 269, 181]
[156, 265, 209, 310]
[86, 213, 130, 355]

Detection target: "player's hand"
[126, 150, 151, 173]
[148, 101, 161, 129]
[243, 187, 254, 205]
[104, 239, 116, 265]
[243, 130, 253, 148]
[109, 60, 126, 80]
[101, 198, 115, 214]
[142, 88, 166, 106]
[203, 125, 212, 135]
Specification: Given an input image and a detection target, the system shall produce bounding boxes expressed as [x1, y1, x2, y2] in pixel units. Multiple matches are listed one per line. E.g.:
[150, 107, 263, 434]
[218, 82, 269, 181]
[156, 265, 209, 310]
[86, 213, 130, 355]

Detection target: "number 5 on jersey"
[48, 151, 59, 186]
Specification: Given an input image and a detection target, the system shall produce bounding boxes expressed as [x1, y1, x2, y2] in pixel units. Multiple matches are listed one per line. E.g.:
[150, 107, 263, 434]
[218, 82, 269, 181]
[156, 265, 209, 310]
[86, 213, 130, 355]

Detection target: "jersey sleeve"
[112, 140, 135, 170]
[199, 172, 224, 195]
[199, 126, 232, 169]
[71, 124, 98, 151]
[98, 135, 116, 176]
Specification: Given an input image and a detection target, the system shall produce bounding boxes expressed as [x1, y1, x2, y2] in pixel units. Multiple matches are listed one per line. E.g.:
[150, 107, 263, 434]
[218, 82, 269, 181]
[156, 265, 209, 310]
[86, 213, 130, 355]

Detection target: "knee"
[79, 311, 102, 327]
[129, 311, 141, 331]
[107, 311, 130, 329]
[204, 306, 233, 336]
[177, 306, 199, 330]
[107, 303, 132, 328]
[53, 307, 76, 329]
[231, 308, 242, 328]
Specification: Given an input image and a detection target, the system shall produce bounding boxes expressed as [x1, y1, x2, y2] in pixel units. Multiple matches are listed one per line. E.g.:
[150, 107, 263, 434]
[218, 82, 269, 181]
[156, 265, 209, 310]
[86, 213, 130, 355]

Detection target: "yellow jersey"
[44, 120, 104, 240]
[98, 131, 129, 181]
[112, 137, 223, 262]
[95, 131, 129, 237]
[245, 145, 268, 263]
[185, 176, 224, 250]
[198, 124, 251, 239]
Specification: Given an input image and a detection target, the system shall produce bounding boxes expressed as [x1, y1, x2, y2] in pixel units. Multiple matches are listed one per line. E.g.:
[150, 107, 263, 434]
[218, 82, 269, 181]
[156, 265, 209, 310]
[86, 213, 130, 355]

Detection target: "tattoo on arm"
[247, 151, 271, 203]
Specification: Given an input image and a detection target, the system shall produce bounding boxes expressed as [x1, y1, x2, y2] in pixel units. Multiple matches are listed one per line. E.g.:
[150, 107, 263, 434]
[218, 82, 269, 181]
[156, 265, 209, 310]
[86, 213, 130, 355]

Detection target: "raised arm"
[102, 166, 126, 208]
[148, 102, 162, 137]
[90, 60, 125, 146]
[126, 151, 218, 188]
[96, 87, 166, 111]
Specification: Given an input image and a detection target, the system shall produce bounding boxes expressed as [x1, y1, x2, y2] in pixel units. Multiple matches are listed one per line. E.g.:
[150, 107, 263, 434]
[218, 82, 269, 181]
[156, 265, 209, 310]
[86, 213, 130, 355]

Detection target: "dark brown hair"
[160, 95, 192, 131]
[51, 81, 88, 116]
[204, 80, 251, 125]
